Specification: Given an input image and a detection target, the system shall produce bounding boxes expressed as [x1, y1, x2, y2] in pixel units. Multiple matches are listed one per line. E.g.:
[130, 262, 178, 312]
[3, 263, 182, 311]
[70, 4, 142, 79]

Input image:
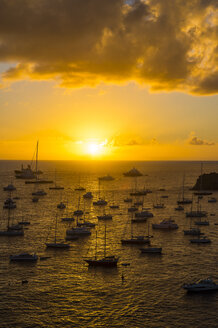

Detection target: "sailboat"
[130, 177, 147, 196]
[177, 175, 192, 204]
[49, 170, 64, 190]
[186, 196, 207, 218]
[73, 195, 84, 216]
[66, 206, 91, 236]
[93, 180, 107, 206]
[46, 215, 70, 248]
[97, 205, 112, 220]
[153, 192, 165, 208]
[84, 226, 119, 267]
[74, 175, 86, 191]
[183, 217, 203, 235]
[25, 141, 53, 184]
[61, 202, 75, 222]
[0, 207, 24, 236]
[121, 215, 150, 245]
[109, 190, 119, 209]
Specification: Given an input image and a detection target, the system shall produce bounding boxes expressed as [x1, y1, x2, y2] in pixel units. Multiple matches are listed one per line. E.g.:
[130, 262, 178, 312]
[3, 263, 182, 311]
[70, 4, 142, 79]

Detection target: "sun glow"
[87, 143, 100, 155]
[85, 140, 108, 156]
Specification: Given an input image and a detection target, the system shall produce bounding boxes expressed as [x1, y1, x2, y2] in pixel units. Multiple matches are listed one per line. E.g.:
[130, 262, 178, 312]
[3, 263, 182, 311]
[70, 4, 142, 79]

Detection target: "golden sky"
[0, 0, 217, 160]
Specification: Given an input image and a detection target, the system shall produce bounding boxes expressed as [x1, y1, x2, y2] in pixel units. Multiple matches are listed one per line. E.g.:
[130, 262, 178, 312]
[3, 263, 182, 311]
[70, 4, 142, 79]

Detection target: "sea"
[0, 160, 217, 328]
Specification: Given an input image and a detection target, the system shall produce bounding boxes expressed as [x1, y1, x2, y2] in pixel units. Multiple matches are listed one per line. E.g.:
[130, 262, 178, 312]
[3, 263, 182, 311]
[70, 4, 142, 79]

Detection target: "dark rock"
[192, 172, 218, 190]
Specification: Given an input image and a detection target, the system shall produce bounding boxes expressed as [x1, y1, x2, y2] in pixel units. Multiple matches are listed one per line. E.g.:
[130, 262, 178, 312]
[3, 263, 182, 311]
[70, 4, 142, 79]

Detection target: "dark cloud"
[0, 0, 217, 94]
[189, 134, 215, 146]
[193, 71, 218, 94]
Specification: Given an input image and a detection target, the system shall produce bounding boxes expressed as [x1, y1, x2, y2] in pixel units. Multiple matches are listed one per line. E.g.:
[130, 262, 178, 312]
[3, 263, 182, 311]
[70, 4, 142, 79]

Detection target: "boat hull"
[121, 239, 150, 245]
[46, 243, 70, 248]
[140, 247, 162, 253]
[85, 259, 118, 267]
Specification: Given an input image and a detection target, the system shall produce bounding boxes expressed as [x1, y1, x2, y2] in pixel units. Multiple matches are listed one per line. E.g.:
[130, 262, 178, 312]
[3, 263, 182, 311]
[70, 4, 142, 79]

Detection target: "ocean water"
[0, 160, 217, 328]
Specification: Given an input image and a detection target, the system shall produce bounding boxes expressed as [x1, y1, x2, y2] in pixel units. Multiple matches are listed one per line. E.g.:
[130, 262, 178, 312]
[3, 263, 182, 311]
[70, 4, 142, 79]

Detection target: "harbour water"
[0, 161, 218, 327]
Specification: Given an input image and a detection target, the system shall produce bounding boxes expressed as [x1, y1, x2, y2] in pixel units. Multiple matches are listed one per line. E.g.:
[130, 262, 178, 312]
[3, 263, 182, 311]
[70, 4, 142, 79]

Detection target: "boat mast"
[35, 140, 39, 180]
[95, 230, 98, 260]
[134, 177, 137, 192]
[54, 214, 57, 244]
[131, 214, 133, 238]
[104, 224, 106, 258]
[182, 174, 185, 201]
[200, 163, 203, 191]
[7, 207, 11, 229]
[98, 180, 101, 199]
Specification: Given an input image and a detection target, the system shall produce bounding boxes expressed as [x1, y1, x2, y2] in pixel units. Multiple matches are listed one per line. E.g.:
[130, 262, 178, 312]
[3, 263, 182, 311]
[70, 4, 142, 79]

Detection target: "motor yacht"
[208, 197, 217, 203]
[190, 236, 211, 243]
[153, 203, 165, 209]
[93, 199, 107, 206]
[152, 219, 178, 230]
[121, 236, 150, 245]
[109, 205, 119, 209]
[66, 226, 91, 236]
[97, 214, 112, 220]
[135, 211, 153, 218]
[98, 174, 115, 181]
[0, 227, 24, 236]
[77, 221, 96, 228]
[123, 168, 143, 177]
[130, 190, 147, 196]
[132, 217, 148, 223]
[61, 216, 75, 222]
[3, 198, 16, 209]
[186, 210, 207, 218]
[3, 184, 16, 192]
[83, 192, 93, 199]
[85, 256, 119, 267]
[183, 228, 202, 235]
[32, 190, 47, 196]
[75, 186, 86, 191]
[46, 242, 70, 249]
[194, 220, 209, 226]
[183, 278, 218, 292]
[73, 209, 83, 216]
[134, 201, 143, 206]
[57, 202, 66, 209]
[140, 247, 162, 254]
[10, 253, 38, 262]
[124, 198, 132, 203]
[128, 206, 138, 212]
[175, 205, 184, 211]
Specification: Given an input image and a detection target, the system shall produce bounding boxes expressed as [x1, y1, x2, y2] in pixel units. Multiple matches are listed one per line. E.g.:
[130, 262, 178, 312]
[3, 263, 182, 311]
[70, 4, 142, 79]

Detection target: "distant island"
[192, 172, 218, 190]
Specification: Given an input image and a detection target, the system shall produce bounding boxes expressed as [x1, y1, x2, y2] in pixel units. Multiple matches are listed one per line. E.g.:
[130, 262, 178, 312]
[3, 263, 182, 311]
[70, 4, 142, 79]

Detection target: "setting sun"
[87, 143, 100, 155]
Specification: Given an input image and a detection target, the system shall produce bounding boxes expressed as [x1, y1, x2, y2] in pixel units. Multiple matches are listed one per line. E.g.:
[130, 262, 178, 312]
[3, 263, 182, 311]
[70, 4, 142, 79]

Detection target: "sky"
[0, 0, 217, 160]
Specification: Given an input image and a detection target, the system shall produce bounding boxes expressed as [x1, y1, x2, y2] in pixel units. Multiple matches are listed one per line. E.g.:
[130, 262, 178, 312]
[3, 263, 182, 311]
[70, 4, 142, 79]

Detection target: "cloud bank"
[0, 0, 218, 94]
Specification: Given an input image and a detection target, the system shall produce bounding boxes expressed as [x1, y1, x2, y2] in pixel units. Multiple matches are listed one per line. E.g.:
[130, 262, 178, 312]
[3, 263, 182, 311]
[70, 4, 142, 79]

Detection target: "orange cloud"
[0, 0, 217, 94]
